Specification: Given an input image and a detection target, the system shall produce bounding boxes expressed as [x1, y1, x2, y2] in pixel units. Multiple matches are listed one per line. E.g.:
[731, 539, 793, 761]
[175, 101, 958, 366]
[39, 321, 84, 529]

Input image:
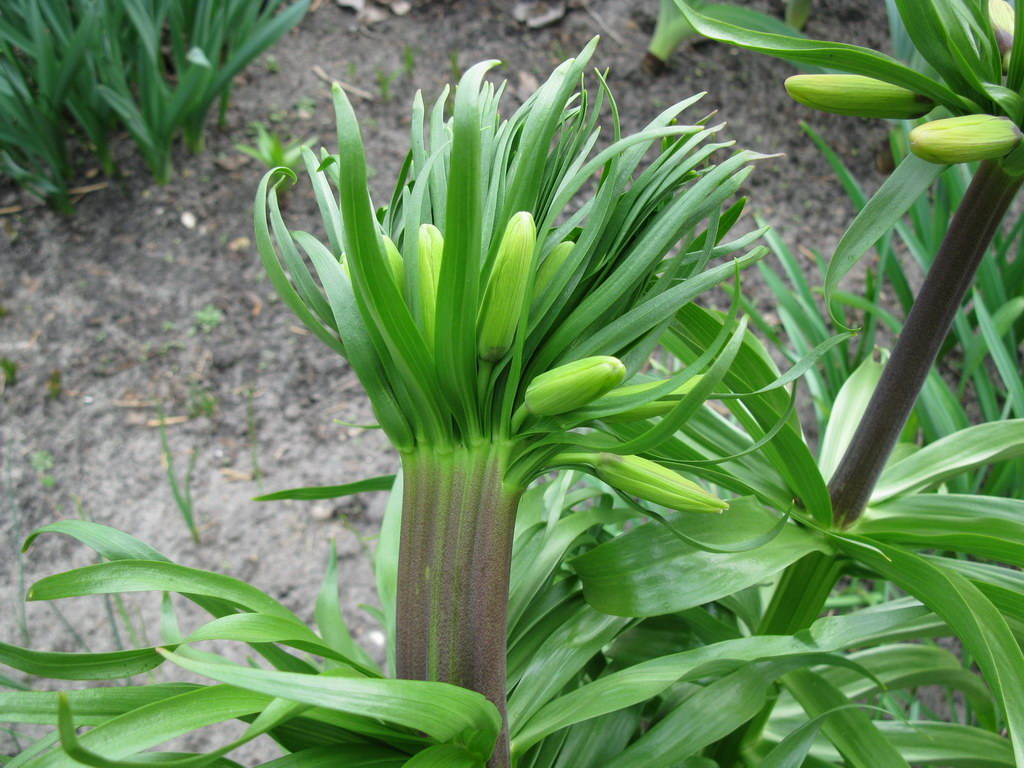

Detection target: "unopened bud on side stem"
[785, 74, 934, 119]
[595, 453, 728, 513]
[478, 212, 536, 362]
[525, 356, 626, 416]
[418, 223, 444, 349]
[910, 114, 1023, 164]
[990, 0, 1015, 69]
[534, 240, 575, 296]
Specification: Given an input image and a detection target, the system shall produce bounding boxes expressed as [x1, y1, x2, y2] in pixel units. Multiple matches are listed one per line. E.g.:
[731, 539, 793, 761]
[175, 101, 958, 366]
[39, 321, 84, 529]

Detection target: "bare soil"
[1, 0, 891, 761]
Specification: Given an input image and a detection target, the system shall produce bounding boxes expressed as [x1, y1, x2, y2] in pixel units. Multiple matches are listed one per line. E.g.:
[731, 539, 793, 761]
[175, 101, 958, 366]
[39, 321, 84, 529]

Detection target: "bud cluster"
[782, 1, 1024, 168]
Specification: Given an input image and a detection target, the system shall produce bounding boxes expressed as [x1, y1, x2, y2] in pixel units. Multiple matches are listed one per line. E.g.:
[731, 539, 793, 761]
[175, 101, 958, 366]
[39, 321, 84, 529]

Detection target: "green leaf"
[402, 745, 483, 768]
[314, 540, 382, 675]
[817, 358, 883, 481]
[782, 669, 911, 768]
[254, 170, 346, 356]
[26, 560, 300, 622]
[332, 84, 447, 446]
[0, 642, 167, 681]
[871, 419, 1024, 502]
[258, 746, 405, 768]
[836, 537, 1024, 764]
[856, 494, 1024, 567]
[15, 685, 270, 768]
[254, 475, 396, 501]
[23, 520, 168, 561]
[512, 601, 930, 752]
[824, 154, 946, 329]
[507, 601, 629, 726]
[159, 650, 500, 758]
[604, 657, 858, 768]
[181, 614, 378, 677]
[0, 683, 197, 726]
[573, 503, 826, 616]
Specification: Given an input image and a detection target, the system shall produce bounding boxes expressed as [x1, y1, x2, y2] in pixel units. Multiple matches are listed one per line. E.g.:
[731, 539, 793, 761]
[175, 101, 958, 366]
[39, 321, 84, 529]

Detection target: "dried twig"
[312, 65, 375, 100]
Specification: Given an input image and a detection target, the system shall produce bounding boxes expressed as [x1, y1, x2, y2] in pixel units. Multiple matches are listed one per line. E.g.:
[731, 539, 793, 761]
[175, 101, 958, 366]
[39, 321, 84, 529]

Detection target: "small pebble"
[180, 211, 197, 229]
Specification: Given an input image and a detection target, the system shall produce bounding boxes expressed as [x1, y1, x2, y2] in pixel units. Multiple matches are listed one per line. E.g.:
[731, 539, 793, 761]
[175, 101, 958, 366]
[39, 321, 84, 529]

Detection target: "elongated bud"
[784, 0, 812, 31]
[910, 114, 1023, 164]
[595, 453, 728, 513]
[525, 356, 626, 416]
[535, 240, 575, 296]
[600, 375, 704, 423]
[990, 0, 1015, 69]
[418, 224, 444, 349]
[478, 212, 536, 362]
[784, 74, 934, 119]
[382, 235, 404, 297]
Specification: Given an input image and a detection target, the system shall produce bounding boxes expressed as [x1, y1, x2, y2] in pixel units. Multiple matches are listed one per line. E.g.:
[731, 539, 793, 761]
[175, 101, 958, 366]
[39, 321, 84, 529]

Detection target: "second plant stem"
[828, 159, 1023, 527]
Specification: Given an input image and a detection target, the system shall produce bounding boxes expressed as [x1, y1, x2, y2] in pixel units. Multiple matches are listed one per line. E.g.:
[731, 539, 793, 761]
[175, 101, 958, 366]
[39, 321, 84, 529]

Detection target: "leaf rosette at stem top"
[256, 37, 768, 490]
[254, 36, 770, 763]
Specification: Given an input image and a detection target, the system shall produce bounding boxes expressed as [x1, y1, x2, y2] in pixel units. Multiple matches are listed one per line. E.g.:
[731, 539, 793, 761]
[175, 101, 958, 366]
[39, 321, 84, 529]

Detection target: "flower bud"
[478, 212, 536, 362]
[525, 356, 627, 416]
[990, 0, 1015, 69]
[418, 223, 444, 349]
[595, 453, 727, 513]
[600, 375, 704, 423]
[382, 235, 404, 297]
[784, 74, 934, 119]
[910, 114, 1023, 164]
[534, 240, 575, 296]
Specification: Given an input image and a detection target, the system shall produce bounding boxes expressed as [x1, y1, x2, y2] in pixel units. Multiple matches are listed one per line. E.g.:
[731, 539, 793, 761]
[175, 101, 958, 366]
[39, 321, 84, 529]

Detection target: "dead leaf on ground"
[221, 468, 253, 482]
[512, 0, 566, 27]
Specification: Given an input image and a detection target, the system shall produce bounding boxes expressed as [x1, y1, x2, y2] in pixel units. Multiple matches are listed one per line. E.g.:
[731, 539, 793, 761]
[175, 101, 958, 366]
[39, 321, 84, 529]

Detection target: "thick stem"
[828, 160, 1022, 528]
[396, 443, 522, 768]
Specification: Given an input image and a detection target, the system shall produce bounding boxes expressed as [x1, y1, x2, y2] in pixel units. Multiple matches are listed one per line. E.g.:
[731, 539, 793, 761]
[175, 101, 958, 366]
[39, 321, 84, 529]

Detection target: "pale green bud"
[525, 356, 627, 416]
[595, 453, 727, 513]
[910, 114, 1023, 164]
[599, 375, 704, 423]
[784, 74, 934, 119]
[478, 212, 536, 362]
[382, 235, 404, 297]
[535, 240, 575, 296]
[418, 223, 444, 349]
[991, 0, 1015, 69]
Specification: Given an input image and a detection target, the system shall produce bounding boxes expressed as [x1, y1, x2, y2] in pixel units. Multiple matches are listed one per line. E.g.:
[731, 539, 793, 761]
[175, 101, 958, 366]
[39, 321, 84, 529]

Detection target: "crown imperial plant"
[254, 38, 768, 765]
[784, 74, 935, 119]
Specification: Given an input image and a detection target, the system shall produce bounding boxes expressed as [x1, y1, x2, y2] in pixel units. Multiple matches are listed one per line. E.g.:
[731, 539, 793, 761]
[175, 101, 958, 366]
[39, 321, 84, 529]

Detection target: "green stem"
[828, 160, 1023, 527]
[757, 551, 842, 636]
[396, 443, 522, 768]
